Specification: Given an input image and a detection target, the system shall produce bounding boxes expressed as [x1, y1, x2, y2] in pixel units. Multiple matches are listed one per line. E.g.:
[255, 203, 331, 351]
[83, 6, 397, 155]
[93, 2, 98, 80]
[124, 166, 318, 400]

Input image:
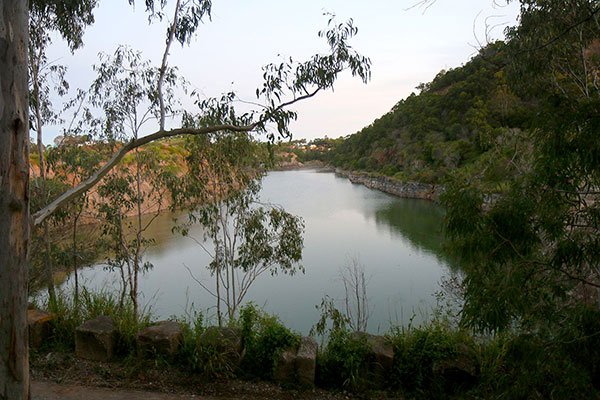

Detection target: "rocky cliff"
[335, 169, 444, 201]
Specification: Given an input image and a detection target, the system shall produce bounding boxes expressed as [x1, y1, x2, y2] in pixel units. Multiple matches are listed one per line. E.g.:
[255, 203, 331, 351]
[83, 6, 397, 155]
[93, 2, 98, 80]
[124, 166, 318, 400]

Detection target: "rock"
[75, 315, 117, 362]
[296, 336, 318, 387]
[432, 344, 478, 390]
[336, 169, 443, 201]
[273, 349, 297, 383]
[28, 309, 53, 348]
[273, 336, 318, 387]
[137, 321, 182, 357]
[354, 332, 394, 387]
[200, 326, 244, 363]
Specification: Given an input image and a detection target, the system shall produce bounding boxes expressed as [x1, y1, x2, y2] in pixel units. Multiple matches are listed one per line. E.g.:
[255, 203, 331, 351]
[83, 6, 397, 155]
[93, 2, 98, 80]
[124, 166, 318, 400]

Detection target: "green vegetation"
[238, 303, 301, 380]
[30, 283, 600, 398]
[18, 0, 600, 398]
[306, 42, 532, 189]
[35, 287, 152, 355]
[274, 2, 600, 398]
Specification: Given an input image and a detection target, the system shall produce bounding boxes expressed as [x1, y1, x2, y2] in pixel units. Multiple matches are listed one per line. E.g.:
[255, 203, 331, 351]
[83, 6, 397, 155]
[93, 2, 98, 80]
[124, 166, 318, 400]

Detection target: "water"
[62, 169, 452, 334]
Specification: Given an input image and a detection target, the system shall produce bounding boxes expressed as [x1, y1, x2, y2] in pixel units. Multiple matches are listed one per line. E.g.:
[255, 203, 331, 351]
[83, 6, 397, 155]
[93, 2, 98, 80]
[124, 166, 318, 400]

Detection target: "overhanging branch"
[32, 123, 256, 226]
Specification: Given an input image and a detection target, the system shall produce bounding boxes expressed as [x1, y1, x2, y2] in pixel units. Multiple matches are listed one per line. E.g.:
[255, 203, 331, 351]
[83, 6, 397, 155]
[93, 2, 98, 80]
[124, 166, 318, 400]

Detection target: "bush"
[311, 296, 371, 390]
[238, 303, 301, 380]
[174, 310, 237, 379]
[388, 318, 472, 398]
[475, 333, 596, 399]
[316, 328, 371, 390]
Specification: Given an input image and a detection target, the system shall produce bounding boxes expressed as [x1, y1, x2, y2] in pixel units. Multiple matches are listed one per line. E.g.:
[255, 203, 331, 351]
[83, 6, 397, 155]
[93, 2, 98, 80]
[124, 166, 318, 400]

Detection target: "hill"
[307, 42, 534, 190]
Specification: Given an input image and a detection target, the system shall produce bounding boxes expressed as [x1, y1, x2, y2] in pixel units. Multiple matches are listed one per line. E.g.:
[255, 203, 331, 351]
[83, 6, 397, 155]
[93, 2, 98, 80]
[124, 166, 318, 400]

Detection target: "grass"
[32, 288, 600, 399]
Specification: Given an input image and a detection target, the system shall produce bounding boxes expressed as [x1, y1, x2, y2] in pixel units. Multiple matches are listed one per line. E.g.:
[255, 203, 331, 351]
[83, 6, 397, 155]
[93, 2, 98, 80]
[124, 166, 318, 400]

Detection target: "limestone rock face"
[75, 316, 117, 361]
[273, 336, 318, 387]
[336, 168, 443, 201]
[137, 321, 183, 357]
[27, 309, 53, 348]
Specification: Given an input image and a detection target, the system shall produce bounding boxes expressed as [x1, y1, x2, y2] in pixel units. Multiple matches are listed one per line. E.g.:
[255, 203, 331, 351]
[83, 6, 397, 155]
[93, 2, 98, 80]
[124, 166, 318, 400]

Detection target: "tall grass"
[41, 287, 152, 355]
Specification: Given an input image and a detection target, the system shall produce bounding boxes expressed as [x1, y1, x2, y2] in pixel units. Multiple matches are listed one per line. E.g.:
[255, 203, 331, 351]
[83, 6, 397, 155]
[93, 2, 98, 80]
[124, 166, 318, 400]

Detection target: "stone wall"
[335, 169, 444, 201]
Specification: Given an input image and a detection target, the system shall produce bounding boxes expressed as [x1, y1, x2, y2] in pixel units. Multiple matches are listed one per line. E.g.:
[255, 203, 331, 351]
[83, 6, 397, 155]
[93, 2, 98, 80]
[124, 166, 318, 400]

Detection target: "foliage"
[173, 133, 304, 325]
[37, 287, 151, 355]
[29, 176, 73, 291]
[388, 318, 470, 398]
[238, 303, 301, 381]
[311, 42, 532, 190]
[174, 310, 238, 379]
[443, 0, 600, 337]
[310, 296, 370, 390]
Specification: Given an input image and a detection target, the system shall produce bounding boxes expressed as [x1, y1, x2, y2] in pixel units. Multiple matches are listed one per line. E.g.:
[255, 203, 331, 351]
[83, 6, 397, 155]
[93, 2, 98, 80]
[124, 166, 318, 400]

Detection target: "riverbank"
[272, 159, 328, 171]
[31, 284, 599, 400]
[333, 169, 444, 202]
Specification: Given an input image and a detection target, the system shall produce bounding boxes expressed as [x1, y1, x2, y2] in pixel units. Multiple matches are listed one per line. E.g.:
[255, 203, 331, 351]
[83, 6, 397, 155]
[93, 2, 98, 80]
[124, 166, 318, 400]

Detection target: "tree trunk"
[73, 210, 81, 307]
[0, 1, 31, 399]
[33, 45, 56, 306]
[43, 222, 56, 304]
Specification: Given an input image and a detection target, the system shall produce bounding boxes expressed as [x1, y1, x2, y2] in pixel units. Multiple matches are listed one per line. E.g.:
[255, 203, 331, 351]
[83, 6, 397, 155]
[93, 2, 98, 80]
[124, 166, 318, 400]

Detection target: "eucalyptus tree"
[45, 141, 104, 305]
[173, 131, 304, 325]
[2, 1, 99, 397]
[443, 0, 600, 334]
[1, 0, 371, 396]
[86, 46, 179, 319]
[28, 0, 97, 305]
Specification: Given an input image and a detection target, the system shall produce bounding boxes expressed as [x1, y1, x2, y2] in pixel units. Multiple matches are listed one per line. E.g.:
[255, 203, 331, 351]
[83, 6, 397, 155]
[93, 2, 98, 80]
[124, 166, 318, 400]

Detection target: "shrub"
[311, 296, 371, 390]
[388, 318, 472, 398]
[175, 310, 236, 379]
[475, 333, 596, 399]
[316, 328, 370, 390]
[238, 303, 300, 380]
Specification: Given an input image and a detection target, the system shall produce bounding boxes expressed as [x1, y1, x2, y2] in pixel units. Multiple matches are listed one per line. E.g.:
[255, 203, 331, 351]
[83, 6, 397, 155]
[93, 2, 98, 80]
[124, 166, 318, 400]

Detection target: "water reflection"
[58, 169, 453, 334]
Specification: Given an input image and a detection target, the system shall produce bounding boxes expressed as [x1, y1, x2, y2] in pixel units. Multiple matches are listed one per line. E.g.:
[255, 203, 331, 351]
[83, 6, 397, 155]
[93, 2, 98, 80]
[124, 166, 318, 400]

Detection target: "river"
[60, 169, 453, 334]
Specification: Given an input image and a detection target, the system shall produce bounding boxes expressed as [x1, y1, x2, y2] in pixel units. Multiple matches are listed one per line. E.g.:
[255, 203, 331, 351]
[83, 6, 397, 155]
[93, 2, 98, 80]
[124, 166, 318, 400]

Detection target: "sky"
[44, 0, 521, 144]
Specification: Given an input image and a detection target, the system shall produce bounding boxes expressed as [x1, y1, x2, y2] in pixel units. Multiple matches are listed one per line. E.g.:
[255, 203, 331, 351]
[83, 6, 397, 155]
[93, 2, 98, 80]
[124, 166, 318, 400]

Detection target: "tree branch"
[33, 123, 256, 226]
[158, 0, 180, 130]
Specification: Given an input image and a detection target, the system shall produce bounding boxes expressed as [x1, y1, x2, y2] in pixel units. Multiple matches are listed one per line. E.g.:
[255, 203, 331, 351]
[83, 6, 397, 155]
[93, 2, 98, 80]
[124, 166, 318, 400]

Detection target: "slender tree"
[173, 132, 304, 324]
[1, 1, 371, 395]
[28, 0, 97, 306]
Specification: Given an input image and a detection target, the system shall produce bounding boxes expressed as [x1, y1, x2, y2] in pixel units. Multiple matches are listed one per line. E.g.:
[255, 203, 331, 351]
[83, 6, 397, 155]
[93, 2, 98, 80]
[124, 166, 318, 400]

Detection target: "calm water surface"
[64, 169, 452, 334]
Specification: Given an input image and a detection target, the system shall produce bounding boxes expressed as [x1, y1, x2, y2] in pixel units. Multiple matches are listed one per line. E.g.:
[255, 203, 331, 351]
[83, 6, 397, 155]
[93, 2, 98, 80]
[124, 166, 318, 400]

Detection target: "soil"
[30, 351, 397, 400]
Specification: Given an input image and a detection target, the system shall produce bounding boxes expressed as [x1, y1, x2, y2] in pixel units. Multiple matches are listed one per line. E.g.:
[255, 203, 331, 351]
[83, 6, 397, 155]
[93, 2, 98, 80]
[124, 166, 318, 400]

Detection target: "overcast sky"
[44, 0, 521, 144]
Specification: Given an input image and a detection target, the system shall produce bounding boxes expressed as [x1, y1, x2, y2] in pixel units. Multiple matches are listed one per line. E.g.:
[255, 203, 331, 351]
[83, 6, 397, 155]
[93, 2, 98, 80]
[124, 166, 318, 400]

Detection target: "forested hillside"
[325, 42, 532, 188]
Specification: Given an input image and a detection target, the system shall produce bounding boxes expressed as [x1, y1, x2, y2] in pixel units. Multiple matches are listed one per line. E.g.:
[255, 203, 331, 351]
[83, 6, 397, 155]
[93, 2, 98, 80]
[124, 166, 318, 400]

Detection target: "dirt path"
[32, 380, 226, 400]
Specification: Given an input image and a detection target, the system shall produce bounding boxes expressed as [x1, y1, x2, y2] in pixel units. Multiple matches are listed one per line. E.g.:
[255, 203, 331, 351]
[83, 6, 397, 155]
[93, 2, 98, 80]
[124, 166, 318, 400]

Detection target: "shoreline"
[272, 162, 443, 202]
[333, 168, 443, 202]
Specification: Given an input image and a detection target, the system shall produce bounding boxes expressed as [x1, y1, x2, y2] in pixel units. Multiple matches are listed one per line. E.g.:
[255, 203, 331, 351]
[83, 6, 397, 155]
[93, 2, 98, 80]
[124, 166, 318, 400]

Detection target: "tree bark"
[0, 1, 30, 399]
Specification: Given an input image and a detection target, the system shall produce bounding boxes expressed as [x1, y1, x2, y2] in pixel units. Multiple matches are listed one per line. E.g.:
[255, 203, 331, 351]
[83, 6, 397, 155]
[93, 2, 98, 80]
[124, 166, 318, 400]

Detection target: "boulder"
[75, 315, 117, 362]
[273, 336, 318, 387]
[432, 344, 478, 390]
[137, 321, 182, 357]
[28, 309, 53, 348]
[200, 326, 244, 363]
[273, 349, 297, 383]
[296, 336, 318, 387]
[354, 332, 394, 387]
